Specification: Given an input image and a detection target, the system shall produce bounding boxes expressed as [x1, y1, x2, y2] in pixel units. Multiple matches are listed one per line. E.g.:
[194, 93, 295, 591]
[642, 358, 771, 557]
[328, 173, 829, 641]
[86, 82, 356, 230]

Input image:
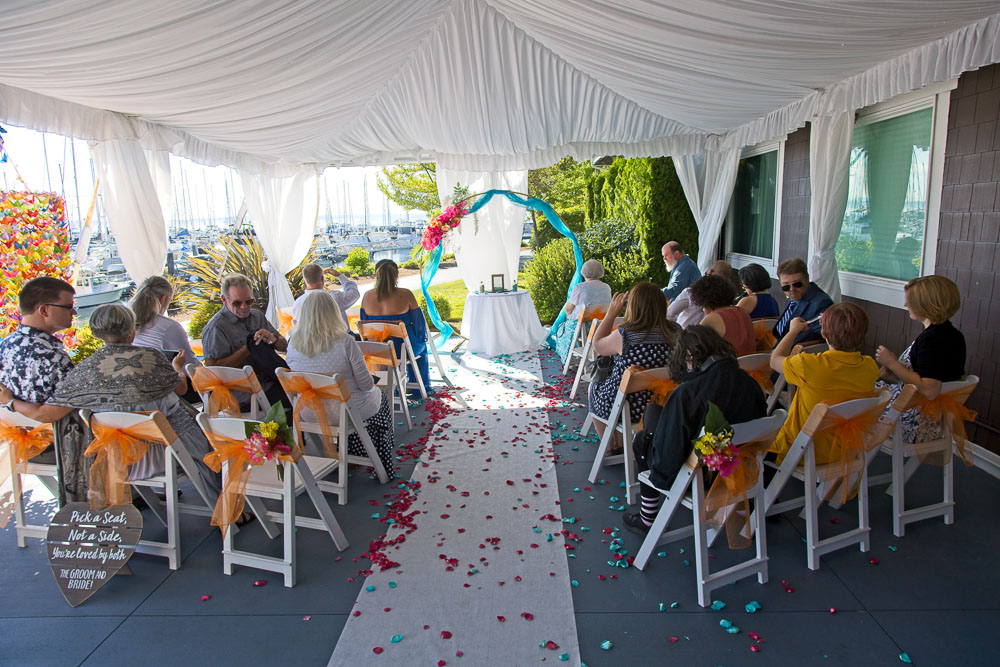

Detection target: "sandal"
[235, 512, 254, 527]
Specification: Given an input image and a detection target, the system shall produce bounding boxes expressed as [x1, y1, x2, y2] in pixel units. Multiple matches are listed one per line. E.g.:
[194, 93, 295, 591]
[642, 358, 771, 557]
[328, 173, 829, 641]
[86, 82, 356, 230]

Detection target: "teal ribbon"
[419, 189, 583, 349]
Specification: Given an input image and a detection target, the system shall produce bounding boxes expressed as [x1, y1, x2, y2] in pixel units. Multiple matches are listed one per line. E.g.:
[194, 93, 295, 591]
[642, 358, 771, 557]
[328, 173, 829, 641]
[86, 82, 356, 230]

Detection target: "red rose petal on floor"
[750, 644, 761, 653]
[829, 607, 837, 614]
[353, 611, 362, 617]
[373, 647, 383, 654]
[437, 662, 446, 666]
[521, 612, 534, 620]
[252, 580, 267, 587]
[545, 641, 559, 650]
[869, 557, 879, 565]
[200, 595, 211, 601]
[384, 607, 391, 612]
[440, 630, 453, 639]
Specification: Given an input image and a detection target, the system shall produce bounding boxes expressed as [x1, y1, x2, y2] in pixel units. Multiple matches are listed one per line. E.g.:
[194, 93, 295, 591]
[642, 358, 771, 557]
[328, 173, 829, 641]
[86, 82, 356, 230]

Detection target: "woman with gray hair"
[286, 291, 395, 477]
[1, 303, 221, 499]
[552, 259, 613, 365]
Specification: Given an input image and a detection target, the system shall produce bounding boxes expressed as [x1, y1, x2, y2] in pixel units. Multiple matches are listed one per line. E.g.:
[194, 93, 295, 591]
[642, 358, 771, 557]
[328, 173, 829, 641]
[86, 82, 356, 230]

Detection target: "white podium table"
[461, 291, 547, 356]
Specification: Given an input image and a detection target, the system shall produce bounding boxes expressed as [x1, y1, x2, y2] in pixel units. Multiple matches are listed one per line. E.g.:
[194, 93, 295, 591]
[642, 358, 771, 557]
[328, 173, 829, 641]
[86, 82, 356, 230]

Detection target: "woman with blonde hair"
[588, 281, 680, 425]
[359, 259, 431, 395]
[876, 275, 966, 443]
[131, 275, 201, 367]
[287, 291, 395, 476]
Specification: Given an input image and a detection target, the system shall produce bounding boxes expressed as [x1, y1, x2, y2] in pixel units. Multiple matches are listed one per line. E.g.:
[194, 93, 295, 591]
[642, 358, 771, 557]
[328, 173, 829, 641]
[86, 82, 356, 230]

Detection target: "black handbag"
[587, 354, 614, 386]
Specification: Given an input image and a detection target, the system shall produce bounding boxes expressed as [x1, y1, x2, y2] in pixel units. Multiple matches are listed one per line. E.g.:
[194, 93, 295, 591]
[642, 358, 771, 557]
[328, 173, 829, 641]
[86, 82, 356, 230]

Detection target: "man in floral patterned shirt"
[0, 277, 76, 404]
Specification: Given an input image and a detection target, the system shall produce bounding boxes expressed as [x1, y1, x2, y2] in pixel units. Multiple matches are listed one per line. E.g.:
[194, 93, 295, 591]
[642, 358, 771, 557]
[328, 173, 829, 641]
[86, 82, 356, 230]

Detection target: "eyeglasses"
[229, 299, 255, 308]
[44, 303, 77, 314]
[780, 281, 804, 292]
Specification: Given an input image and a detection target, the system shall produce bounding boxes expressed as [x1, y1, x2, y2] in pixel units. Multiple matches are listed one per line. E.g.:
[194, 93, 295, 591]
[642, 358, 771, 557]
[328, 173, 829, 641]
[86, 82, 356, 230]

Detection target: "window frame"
[725, 138, 785, 277]
[837, 80, 956, 308]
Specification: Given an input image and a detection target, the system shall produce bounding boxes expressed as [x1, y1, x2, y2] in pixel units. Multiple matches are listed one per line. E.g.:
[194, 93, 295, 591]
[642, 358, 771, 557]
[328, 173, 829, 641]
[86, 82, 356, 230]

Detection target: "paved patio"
[1, 348, 998, 666]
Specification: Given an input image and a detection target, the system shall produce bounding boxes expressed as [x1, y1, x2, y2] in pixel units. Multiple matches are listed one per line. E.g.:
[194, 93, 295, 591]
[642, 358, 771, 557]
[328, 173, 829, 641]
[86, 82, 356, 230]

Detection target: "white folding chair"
[562, 304, 608, 376]
[760, 391, 892, 570]
[85, 410, 218, 570]
[0, 408, 59, 546]
[197, 414, 349, 587]
[871, 377, 979, 537]
[359, 341, 411, 431]
[633, 410, 787, 607]
[187, 364, 272, 419]
[738, 352, 777, 404]
[358, 320, 428, 400]
[752, 317, 778, 352]
[584, 366, 676, 505]
[569, 306, 612, 400]
[276, 368, 390, 505]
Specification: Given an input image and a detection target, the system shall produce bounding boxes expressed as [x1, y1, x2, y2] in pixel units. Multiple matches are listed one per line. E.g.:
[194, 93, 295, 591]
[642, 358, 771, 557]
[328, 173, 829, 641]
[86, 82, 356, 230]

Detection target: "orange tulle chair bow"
[808, 400, 892, 504]
[277, 373, 349, 459]
[702, 438, 773, 549]
[277, 309, 294, 338]
[0, 416, 54, 494]
[203, 432, 255, 536]
[85, 419, 166, 509]
[909, 383, 978, 466]
[646, 377, 678, 406]
[753, 321, 777, 351]
[190, 366, 260, 417]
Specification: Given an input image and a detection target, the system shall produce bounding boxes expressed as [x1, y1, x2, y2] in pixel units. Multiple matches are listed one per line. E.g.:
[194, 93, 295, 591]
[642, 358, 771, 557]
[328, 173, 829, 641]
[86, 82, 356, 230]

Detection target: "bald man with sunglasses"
[773, 258, 833, 346]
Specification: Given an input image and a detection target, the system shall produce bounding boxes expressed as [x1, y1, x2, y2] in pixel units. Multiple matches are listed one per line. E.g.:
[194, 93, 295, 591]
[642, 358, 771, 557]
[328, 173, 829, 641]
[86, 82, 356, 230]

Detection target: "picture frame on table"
[491, 274, 505, 293]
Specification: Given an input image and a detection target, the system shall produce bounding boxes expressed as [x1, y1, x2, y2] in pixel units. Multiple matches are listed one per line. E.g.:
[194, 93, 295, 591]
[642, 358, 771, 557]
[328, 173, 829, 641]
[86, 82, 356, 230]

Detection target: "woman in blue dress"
[359, 259, 432, 396]
[736, 263, 780, 319]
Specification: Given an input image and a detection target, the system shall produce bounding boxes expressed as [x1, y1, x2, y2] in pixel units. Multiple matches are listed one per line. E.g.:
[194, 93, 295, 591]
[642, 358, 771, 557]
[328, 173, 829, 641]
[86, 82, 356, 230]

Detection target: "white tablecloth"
[461, 291, 548, 356]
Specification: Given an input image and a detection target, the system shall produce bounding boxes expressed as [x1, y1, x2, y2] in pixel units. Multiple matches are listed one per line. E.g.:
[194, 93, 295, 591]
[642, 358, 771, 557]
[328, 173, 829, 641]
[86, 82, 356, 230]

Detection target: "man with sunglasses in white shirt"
[773, 257, 833, 346]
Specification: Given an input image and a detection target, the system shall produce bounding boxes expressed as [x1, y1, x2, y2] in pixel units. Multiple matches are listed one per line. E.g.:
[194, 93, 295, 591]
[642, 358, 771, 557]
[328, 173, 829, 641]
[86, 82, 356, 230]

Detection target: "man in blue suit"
[661, 241, 701, 301]
[773, 257, 833, 345]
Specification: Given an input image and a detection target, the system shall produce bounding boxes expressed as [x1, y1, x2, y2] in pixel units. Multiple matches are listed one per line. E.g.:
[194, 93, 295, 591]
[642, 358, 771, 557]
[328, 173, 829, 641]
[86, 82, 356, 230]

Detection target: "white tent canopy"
[2, 1, 1000, 174]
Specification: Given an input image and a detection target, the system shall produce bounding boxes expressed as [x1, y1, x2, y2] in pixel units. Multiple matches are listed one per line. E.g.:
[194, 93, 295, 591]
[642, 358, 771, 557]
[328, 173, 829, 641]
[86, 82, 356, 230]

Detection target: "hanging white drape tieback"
[811, 250, 837, 262]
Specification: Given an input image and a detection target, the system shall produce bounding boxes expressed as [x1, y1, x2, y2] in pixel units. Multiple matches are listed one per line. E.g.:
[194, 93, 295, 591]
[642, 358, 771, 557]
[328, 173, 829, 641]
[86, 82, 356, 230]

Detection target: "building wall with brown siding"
[773, 64, 1000, 452]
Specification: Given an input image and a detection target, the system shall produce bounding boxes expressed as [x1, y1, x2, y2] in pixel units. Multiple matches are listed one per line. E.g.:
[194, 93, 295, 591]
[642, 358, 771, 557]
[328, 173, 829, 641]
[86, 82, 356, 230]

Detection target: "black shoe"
[623, 511, 651, 535]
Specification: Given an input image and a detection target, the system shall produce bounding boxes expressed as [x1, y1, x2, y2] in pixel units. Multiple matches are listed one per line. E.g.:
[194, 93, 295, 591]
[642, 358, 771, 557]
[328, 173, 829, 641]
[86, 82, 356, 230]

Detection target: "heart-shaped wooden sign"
[46, 503, 143, 607]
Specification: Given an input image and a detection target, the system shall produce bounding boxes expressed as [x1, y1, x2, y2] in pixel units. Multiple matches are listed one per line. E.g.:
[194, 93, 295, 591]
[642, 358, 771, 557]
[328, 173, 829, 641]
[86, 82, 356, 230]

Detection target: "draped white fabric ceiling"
[2, 0, 1000, 173]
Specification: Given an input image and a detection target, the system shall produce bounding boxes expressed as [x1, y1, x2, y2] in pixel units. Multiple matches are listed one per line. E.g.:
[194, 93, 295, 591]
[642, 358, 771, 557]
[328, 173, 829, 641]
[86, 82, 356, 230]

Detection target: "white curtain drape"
[91, 139, 168, 284]
[239, 168, 320, 324]
[808, 112, 854, 301]
[674, 149, 740, 274]
[435, 168, 528, 293]
[145, 150, 173, 226]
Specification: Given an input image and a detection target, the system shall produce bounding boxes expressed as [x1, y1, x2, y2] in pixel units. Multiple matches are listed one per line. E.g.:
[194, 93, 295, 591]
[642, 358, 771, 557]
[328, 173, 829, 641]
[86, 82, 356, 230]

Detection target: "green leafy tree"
[522, 237, 578, 324]
[377, 163, 439, 214]
[528, 157, 594, 248]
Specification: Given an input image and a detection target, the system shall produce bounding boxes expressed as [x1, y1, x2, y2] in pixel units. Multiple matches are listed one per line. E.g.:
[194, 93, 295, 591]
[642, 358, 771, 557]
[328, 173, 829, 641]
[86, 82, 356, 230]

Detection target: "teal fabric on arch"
[418, 189, 583, 348]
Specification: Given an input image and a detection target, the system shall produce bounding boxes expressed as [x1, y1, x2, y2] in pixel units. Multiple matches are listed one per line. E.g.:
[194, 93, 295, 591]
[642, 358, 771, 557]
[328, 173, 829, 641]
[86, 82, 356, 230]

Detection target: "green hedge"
[345, 248, 375, 277]
[579, 218, 648, 294]
[586, 157, 697, 287]
[522, 237, 577, 324]
[415, 292, 453, 326]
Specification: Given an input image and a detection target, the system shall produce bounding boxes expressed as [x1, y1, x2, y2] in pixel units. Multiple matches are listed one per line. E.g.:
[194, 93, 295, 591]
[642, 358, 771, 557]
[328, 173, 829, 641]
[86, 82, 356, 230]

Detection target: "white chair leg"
[296, 459, 349, 552]
[580, 414, 593, 436]
[804, 445, 821, 571]
[11, 468, 26, 548]
[428, 337, 453, 387]
[404, 340, 428, 400]
[692, 474, 712, 607]
[754, 475, 769, 584]
[633, 470, 693, 570]
[165, 452, 180, 570]
[569, 334, 593, 400]
[282, 462, 296, 588]
[892, 437, 906, 537]
[588, 424, 614, 484]
[858, 466, 871, 553]
[943, 453, 955, 525]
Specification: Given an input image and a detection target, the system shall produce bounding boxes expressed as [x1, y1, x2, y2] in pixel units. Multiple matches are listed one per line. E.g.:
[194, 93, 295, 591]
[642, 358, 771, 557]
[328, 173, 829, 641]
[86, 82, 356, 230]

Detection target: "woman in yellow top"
[768, 302, 880, 464]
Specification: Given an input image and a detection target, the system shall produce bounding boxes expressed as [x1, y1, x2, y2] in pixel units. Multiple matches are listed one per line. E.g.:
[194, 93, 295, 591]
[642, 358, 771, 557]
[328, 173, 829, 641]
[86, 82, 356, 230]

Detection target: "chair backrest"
[732, 409, 787, 446]
[737, 352, 775, 395]
[276, 368, 351, 403]
[752, 318, 778, 351]
[752, 317, 778, 329]
[187, 364, 269, 417]
[345, 306, 361, 332]
[196, 413, 258, 441]
[358, 320, 408, 342]
[277, 307, 294, 337]
[358, 340, 397, 373]
[87, 410, 178, 447]
[619, 366, 674, 395]
[0, 406, 47, 430]
[801, 342, 829, 355]
[800, 390, 891, 437]
[578, 304, 609, 324]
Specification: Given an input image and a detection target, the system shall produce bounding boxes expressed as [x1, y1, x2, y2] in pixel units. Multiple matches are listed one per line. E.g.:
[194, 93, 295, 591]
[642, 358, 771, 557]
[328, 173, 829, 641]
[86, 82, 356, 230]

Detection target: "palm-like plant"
[171, 233, 321, 312]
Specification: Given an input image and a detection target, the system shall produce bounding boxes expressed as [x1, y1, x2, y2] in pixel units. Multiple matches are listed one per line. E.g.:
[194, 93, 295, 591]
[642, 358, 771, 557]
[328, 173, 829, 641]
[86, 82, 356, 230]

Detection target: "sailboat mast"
[70, 139, 83, 234]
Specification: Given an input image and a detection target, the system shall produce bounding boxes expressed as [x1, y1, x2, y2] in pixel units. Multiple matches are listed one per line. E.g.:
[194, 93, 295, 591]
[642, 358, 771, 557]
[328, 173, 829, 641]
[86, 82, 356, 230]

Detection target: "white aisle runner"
[330, 352, 580, 665]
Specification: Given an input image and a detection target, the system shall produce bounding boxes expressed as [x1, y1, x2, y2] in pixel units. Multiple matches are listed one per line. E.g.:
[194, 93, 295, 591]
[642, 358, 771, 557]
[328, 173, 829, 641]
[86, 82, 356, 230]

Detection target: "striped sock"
[640, 495, 660, 527]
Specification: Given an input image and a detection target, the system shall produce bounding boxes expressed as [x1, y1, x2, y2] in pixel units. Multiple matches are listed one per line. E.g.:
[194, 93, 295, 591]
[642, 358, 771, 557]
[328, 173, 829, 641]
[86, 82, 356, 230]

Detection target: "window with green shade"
[837, 107, 932, 281]
[730, 149, 778, 259]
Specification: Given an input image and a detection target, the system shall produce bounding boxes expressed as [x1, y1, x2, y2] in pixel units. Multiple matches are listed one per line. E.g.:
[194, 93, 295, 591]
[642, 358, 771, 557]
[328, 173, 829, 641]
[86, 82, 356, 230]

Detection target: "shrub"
[70, 325, 104, 363]
[400, 259, 420, 270]
[416, 292, 453, 326]
[187, 301, 222, 339]
[442, 252, 456, 262]
[522, 237, 577, 324]
[345, 248, 374, 276]
[579, 218, 649, 294]
[586, 157, 697, 287]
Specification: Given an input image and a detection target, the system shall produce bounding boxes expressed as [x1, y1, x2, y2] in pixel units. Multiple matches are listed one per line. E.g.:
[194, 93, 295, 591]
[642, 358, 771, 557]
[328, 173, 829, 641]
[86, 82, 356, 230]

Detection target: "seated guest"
[688, 275, 756, 357]
[769, 303, 879, 464]
[667, 261, 737, 329]
[360, 259, 431, 396]
[875, 275, 965, 443]
[736, 263, 780, 319]
[553, 259, 612, 365]
[286, 291, 395, 477]
[201, 273, 289, 409]
[589, 282, 680, 429]
[661, 241, 701, 301]
[708, 260, 743, 301]
[773, 258, 833, 345]
[0, 276, 88, 502]
[131, 275, 202, 367]
[624, 325, 767, 532]
[291, 263, 360, 327]
[1, 304, 221, 500]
